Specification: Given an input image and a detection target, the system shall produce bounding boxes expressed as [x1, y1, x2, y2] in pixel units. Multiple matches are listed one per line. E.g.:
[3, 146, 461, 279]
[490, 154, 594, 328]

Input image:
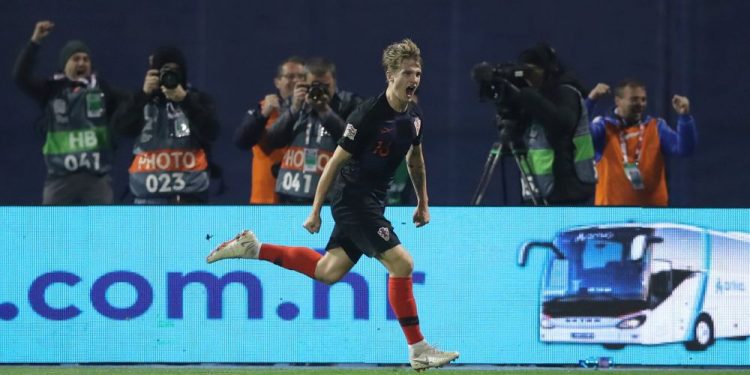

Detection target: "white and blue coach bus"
[517, 223, 750, 351]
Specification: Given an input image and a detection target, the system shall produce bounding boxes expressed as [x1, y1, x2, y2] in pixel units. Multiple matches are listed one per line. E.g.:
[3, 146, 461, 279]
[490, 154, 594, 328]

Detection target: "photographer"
[113, 45, 219, 204]
[503, 43, 597, 205]
[12, 20, 128, 204]
[233, 56, 305, 204]
[263, 57, 362, 204]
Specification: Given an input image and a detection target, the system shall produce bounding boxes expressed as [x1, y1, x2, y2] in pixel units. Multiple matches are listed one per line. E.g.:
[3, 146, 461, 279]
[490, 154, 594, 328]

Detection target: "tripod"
[471, 117, 548, 206]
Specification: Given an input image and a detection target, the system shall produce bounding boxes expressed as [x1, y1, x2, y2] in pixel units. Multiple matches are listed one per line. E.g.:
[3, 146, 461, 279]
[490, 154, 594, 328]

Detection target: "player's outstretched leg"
[409, 341, 460, 371]
[206, 230, 323, 279]
[206, 230, 260, 263]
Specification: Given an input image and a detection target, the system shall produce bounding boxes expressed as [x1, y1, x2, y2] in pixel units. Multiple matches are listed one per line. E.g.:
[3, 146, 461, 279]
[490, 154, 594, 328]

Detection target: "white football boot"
[206, 230, 261, 263]
[408, 340, 459, 371]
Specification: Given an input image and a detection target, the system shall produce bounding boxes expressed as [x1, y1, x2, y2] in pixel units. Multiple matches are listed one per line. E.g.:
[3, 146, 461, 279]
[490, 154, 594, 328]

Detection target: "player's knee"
[391, 253, 414, 277]
[316, 270, 345, 285]
[315, 265, 347, 285]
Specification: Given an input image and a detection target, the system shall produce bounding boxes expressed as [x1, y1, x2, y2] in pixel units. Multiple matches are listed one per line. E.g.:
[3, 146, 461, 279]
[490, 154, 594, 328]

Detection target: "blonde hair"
[382, 38, 422, 74]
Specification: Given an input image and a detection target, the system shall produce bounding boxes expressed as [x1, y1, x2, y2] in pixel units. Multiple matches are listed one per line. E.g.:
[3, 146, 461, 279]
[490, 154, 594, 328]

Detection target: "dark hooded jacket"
[510, 43, 595, 204]
[113, 45, 219, 146]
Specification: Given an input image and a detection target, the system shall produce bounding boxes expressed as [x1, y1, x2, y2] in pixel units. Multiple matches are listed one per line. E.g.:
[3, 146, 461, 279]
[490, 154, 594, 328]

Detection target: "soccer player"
[207, 38, 459, 371]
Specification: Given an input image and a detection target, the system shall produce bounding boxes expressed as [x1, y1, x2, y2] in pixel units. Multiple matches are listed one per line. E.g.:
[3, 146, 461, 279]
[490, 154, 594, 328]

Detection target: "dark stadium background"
[1, 0, 747, 207]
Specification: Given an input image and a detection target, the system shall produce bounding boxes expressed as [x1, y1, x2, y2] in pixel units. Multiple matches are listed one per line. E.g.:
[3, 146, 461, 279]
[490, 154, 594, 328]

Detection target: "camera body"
[308, 81, 330, 101]
[159, 67, 183, 90]
[472, 61, 532, 146]
[472, 62, 530, 104]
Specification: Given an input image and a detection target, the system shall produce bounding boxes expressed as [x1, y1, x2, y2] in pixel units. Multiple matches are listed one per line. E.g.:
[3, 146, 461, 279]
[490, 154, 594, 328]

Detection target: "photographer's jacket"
[233, 96, 290, 204]
[515, 84, 597, 204]
[114, 90, 219, 200]
[13, 41, 126, 178]
[265, 90, 361, 201]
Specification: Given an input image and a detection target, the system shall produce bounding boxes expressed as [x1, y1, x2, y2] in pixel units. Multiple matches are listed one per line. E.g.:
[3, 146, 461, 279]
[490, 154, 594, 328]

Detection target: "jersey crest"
[377, 227, 390, 241]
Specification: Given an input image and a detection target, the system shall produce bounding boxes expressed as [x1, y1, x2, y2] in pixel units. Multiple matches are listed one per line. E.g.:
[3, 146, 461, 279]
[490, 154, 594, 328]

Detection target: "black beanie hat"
[151, 45, 188, 85]
[519, 43, 559, 73]
[59, 40, 91, 70]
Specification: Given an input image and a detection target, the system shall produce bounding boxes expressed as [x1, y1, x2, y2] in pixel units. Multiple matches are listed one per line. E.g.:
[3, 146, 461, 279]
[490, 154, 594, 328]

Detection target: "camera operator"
[113, 45, 220, 204]
[503, 43, 597, 205]
[263, 57, 362, 204]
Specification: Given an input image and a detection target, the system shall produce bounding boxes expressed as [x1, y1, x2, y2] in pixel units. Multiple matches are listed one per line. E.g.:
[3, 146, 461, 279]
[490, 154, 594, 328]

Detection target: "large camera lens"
[159, 68, 182, 90]
[308, 81, 329, 101]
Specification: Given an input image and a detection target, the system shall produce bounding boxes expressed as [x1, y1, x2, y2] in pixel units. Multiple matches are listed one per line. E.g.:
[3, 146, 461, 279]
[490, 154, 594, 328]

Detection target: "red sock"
[258, 244, 322, 279]
[388, 276, 424, 345]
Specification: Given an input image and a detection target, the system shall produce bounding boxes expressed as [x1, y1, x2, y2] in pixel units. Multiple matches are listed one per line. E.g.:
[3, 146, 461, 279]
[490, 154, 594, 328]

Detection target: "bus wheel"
[685, 314, 714, 351]
[603, 344, 625, 350]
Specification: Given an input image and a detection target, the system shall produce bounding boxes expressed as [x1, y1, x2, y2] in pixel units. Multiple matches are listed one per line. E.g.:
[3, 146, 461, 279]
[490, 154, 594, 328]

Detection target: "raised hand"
[588, 83, 611, 100]
[260, 94, 281, 117]
[142, 69, 160, 95]
[31, 20, 55, 43]
[672, 95, 690, 115]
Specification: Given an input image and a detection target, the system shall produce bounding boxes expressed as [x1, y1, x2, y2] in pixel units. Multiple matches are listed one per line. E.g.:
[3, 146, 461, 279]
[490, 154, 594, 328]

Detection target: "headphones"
[538, 43, 560, 75]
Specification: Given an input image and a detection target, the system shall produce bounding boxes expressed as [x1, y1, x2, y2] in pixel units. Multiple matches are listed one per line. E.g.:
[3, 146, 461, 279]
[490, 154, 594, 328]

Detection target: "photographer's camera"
[308, 81, 329, 101]
[471, 62, 529, 104]
[159, 67, 182, 90]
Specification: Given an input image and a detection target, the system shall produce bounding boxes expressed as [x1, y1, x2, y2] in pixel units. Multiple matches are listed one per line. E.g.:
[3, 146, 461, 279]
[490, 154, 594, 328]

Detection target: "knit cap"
[59, 40, 90, 69]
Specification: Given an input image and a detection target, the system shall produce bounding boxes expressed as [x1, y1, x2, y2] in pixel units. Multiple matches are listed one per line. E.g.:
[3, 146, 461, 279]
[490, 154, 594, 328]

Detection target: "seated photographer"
[503, 43, 597, 205]
[263, 57, 362, 204]
[113, 45, 220, 204]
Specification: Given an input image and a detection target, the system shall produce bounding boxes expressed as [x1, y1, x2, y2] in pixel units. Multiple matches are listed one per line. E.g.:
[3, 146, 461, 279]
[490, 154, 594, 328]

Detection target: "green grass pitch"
[2, 367, 750, 375]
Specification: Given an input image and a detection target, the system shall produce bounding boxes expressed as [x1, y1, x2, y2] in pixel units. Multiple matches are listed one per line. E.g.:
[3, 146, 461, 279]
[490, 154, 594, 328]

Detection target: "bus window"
[631, 234, 646, 261]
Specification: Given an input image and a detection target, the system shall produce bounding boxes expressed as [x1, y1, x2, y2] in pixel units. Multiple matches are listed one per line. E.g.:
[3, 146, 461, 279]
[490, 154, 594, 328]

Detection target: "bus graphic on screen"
[517, 223, 750, 351]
